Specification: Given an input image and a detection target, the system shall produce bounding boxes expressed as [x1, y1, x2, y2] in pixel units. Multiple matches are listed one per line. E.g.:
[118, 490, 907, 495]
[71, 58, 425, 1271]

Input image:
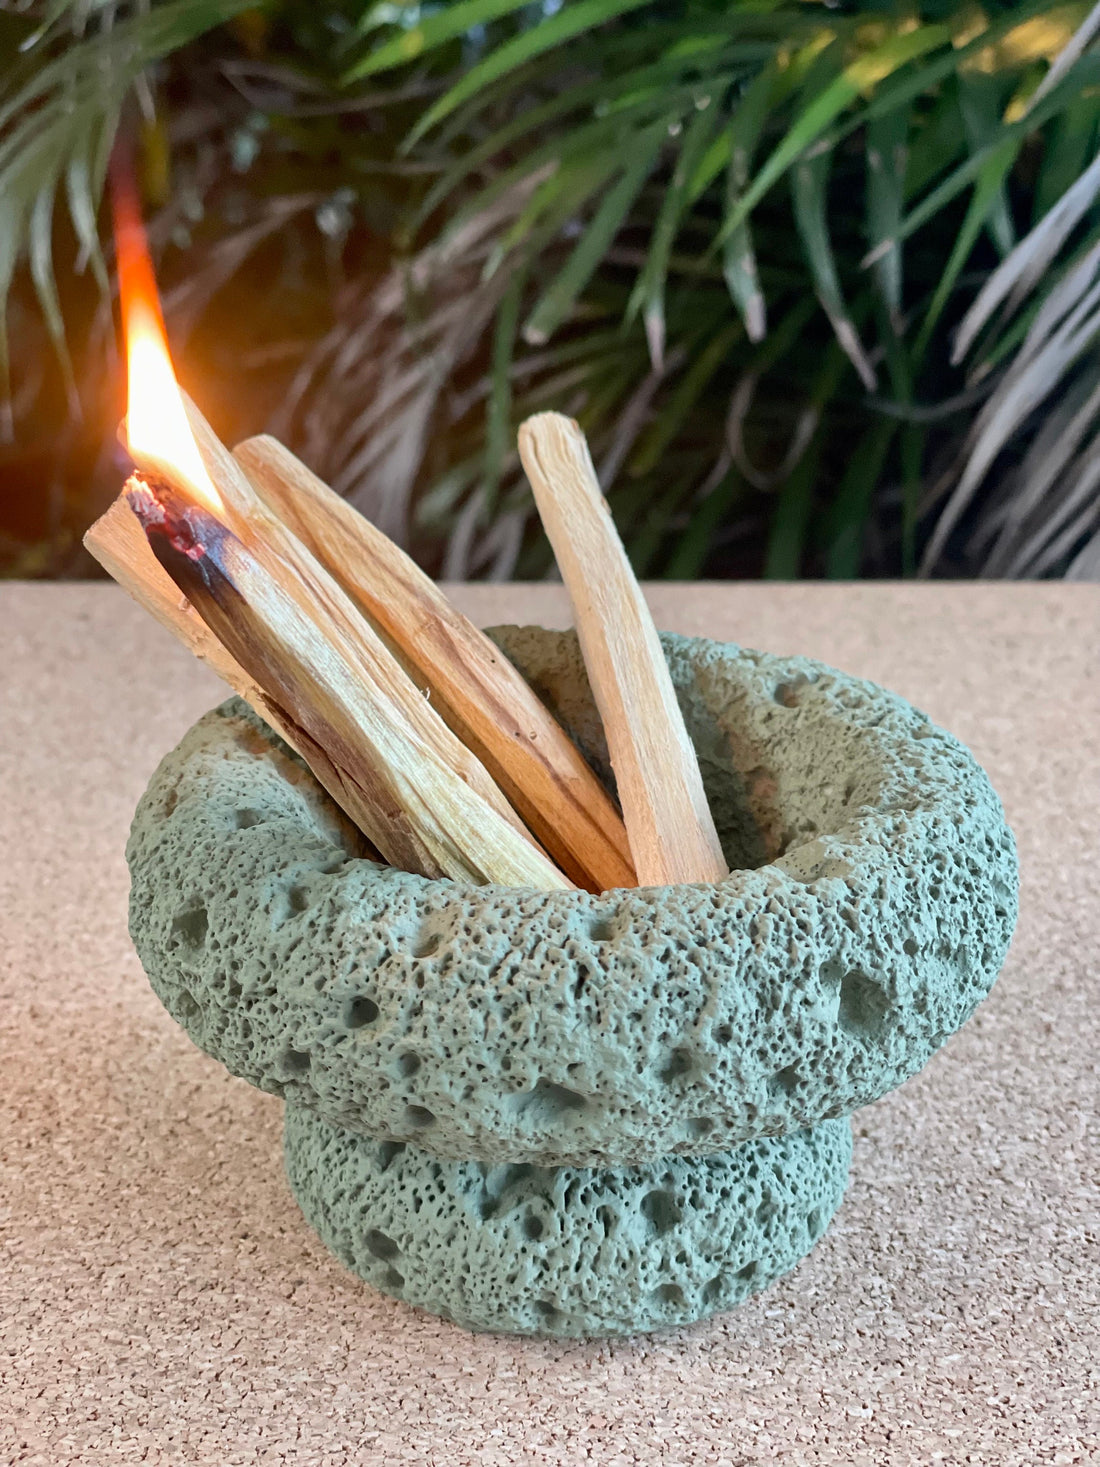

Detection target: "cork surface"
[1, 581, 1096, 1464]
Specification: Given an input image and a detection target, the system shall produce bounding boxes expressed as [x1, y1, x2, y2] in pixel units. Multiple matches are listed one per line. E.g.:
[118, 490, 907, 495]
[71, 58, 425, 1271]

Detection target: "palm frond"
[925, 234, 1100, 570]
[0, 0, 254, 421]
[722, 63, 776, 341]
[399, 0, 655, 149]
[7, 0, 1100, 580]
[953, 147, 1100, 360]
[864, 104, 909, 328]
[341, 0, 1100, 573]
[522, 125, 664, 347]
[791, 143, 876, 389]
[718, 22, 956, 249]
[626, 95, 726, 367]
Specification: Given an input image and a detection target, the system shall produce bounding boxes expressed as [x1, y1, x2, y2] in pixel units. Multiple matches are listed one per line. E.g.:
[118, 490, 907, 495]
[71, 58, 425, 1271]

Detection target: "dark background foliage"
[2, 0, 1099, 581]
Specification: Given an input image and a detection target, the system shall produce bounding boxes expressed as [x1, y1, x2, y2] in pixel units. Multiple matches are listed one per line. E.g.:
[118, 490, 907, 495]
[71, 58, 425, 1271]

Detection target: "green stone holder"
[127, 628, 1017, 1336]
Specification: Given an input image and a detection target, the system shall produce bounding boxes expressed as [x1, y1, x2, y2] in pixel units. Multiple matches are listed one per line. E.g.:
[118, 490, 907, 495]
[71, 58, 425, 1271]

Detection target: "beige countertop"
[1, 581, 1096, 1467]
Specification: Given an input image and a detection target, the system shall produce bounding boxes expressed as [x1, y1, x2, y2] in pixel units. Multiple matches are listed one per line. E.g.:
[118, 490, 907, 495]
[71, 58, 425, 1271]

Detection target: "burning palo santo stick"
[232, 434, 637, 894]
[173, 398, 572, 872]
[111, 442, 570, 886]
[101, 152, 570, 890]
[518, 413, 728, 888]
[176, 399, 549, 840]
[85, 496, 262, 695]
[113, 421, 571, 885]
[125, 477, 571, 889]
[82, 498, 385, 863]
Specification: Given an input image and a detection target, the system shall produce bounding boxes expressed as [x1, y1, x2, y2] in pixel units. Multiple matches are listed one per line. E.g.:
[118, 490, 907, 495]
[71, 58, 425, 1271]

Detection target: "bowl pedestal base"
[284, 1108, 852, 1337]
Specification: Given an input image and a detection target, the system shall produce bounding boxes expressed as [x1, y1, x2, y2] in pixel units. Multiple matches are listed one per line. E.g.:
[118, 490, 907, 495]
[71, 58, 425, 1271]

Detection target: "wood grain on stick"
[125, 482, 571, 890]
[518, 412, 728, 887]
[83, 494, 384, 863]
[232, 434, 637, 893]
[178, 398, 544, 854]
[84, 495, 259, 694]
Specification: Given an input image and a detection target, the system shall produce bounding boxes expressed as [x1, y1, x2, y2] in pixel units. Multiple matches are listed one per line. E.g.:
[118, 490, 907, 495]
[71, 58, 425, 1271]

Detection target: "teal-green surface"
[127, 629, 1018, 1171]
[284, 1107, 852, 1336]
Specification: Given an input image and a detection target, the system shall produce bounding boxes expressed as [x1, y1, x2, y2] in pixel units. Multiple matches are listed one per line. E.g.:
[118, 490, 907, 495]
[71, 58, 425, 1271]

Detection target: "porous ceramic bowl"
[284, 1105, 852, 1336]
[127, 626, 1017, 1334]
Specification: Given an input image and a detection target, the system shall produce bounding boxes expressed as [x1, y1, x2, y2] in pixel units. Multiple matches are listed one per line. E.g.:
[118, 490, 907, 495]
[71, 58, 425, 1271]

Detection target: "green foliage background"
[3, 0, 1100, 579]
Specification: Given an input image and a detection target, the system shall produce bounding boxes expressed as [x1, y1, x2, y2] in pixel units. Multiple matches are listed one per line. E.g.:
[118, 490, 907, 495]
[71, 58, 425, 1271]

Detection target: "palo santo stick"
[85, 495, 262, 694]
[177, 398, 549, 858]
[83, 496, 385, 863]
[518, 412, 728, 887]
[232, 434, 637, 894]
[125, 478, 572, 889]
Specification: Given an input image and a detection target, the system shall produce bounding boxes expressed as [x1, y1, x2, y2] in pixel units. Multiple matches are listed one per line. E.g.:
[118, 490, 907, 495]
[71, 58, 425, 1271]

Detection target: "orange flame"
[111, 157, 222, 515]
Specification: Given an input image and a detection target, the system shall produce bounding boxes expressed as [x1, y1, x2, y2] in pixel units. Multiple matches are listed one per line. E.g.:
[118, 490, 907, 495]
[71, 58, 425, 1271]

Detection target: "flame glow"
[111, 160, 223, 515]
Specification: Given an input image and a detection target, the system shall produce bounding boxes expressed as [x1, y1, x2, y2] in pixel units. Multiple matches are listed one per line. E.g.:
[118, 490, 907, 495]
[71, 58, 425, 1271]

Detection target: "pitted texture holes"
[345, 997, 379, 1030]
[284, 1108, 853, 1336]
[127, 628, 1018, 1170]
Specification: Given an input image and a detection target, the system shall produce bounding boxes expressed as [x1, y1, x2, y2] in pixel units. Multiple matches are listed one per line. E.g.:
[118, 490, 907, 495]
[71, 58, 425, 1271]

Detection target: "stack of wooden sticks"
[85, 406, 728, 895]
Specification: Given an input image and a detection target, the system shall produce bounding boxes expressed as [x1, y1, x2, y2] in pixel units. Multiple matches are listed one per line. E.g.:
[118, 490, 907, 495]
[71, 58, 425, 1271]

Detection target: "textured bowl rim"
[127, 627, 1018, 1168]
